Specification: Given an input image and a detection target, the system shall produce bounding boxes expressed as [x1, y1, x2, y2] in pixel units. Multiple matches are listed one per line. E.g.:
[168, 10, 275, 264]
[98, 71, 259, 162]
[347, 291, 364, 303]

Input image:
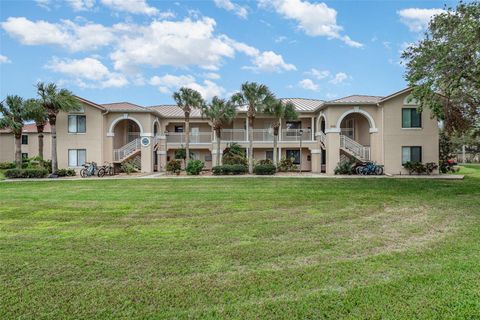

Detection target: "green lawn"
[1, 166, 479, 319]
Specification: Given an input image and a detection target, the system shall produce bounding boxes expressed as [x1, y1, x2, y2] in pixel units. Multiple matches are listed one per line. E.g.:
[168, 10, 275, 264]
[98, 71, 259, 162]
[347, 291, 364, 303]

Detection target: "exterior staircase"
[316, 131, 326, 149]
[340, 135, 370, 161]
[113, 138, 141, 163]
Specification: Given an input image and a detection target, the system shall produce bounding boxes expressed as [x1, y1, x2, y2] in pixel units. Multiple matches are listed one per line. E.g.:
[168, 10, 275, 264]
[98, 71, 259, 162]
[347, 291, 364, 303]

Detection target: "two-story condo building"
[0, 88, 439, 175]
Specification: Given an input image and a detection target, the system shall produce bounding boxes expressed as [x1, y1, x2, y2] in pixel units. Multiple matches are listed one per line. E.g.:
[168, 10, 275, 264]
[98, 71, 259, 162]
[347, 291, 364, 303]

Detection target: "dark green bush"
[212, 164, 247, 175]
[0, 162, 16, 169]
[166, 159, 182, 173]
[334, 159, 355, 175]
[404, 161, 438, 175]
[425, 162, 438, 175]
[222, 142, 247, 166]
[277, 158, 297, 172]
[4, 168, 48, 179]
[258, 159, 273, 165]
[254, 163, 276, 175]
[186, 160, 204, 175]
[57, 169, 76, 177]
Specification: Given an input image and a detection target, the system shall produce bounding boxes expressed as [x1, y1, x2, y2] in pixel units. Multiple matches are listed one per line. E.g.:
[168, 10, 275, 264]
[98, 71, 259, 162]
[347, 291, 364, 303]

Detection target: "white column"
[245, 118, 249, 141]
[279, 121, 282, 142]
[278, 147, 282, 162]
[311, 117, 315, 140]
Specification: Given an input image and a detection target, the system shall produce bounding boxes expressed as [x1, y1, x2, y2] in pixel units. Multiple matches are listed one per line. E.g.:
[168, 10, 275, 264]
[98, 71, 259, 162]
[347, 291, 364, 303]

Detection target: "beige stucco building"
[0, 88, 439, 175]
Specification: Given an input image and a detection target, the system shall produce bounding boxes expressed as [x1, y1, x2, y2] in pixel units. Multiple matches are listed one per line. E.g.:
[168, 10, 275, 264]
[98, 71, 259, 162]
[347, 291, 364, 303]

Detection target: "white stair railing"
[113, 138, 141, 162]
[340, 135, 370, 160]
[316, 131, 326, 144]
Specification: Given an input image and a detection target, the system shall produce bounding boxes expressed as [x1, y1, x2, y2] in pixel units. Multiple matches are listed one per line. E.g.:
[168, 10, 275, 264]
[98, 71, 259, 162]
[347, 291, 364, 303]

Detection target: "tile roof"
[327, 95, 383, 104]
[0, 123, 51, 134]
[101, 102, 147, 111]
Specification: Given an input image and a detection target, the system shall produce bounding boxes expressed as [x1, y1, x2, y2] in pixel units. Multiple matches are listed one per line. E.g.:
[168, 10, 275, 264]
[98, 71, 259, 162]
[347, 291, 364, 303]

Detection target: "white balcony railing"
[166, 132, 212, 144]
[221, 129, 247, 141]
[316, 131, 326, 144]
[281, 129, 312, 141]
[252, 129, 274, 142]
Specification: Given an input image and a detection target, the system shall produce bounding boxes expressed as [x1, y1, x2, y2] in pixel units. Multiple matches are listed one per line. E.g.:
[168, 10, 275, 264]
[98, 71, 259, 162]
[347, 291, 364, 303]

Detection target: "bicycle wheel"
[375, 166, 383, 175]
[356, 166, 363, 175]
[80, 169, 87, 178]
[97, 168, 105, 177]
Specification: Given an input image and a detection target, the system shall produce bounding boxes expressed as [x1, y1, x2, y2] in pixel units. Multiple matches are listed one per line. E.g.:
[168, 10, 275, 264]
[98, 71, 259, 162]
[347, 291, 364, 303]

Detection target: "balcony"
[166, 132, 212, 144]
[220, 129, 313, 142]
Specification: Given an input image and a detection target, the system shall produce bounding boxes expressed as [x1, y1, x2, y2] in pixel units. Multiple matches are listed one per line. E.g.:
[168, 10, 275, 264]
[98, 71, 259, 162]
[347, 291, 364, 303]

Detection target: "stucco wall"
[0, 134, 15, 162]
[382, 93, 439, 174]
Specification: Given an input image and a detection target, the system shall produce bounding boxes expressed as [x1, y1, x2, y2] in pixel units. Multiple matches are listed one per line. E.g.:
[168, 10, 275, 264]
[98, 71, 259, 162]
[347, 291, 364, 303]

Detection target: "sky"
[0, 0, 458, 106]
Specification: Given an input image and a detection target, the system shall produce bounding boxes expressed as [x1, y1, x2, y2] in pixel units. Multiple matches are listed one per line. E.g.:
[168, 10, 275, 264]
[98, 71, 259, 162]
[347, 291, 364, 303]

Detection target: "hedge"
[212, 164, 247, 175]
[186, 160, 204, 175]
[4, 168, 49, 179]
[0, 162, 16, 170]
[56, 169, 76, 177]
[253, 164, 276, 175]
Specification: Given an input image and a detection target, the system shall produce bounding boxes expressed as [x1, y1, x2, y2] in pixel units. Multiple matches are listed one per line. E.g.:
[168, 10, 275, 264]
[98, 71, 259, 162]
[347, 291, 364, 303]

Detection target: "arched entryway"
[112, 119, 141, 149]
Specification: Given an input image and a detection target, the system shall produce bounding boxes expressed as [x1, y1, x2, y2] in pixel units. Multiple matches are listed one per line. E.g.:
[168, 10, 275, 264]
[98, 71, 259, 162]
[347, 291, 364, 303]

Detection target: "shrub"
[258, 159, 273, 165]
[425, 162, 438, 175]
[254, 163, 276, 175]
[186, 160, 204, 175]
[277, 158, 297, 172]
[0, 162, 15, 169]
[212, 164, 247, 175]
[121, 159, 139, 175]
[222, 153, 248, 166]
[57, 169, 76, 177]
[166, 159, 182, 174]
[4, 168, 48, 179]
[334, 159, 355, 175]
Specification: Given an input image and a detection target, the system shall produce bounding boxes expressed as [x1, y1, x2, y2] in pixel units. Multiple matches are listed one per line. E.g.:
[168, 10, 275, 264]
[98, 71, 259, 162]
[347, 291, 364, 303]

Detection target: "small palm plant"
[265, 99, 298, 166]
[201, 96, 237, 166]
[25, 98, 48, 160]
[36, 82, 81, 173]
[172, 87, 205, 163]
[0, 95, 30, 168]
[231, 82, 275, 173]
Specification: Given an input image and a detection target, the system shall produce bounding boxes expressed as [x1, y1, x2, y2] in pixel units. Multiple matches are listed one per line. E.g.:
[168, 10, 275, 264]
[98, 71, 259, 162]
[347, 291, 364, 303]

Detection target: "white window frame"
[68, 115, 86, 134]
[68, 149, 86, 167]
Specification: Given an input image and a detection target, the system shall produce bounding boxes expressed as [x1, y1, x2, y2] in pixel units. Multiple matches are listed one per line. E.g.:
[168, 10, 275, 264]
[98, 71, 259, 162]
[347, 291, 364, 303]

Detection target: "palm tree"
[231, 82, 275, 173]
[0, 95, 29, 168]
[25, 99, 48, 160]
[201, 96, 237, 166]
[265, 99, 298, 166]
[36, 82, 81, 173]
[172, 87, 205, 163]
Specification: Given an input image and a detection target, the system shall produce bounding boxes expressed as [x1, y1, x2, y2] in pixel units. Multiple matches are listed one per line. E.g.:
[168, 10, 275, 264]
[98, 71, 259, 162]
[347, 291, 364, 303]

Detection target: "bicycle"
[356, 162, 384, 175]
[80, 162, 98, 178]
[97, 162, 114, 177]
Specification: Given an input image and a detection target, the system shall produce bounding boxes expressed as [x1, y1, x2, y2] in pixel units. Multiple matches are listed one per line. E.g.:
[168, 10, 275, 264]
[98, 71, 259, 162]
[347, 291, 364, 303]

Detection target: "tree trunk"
[37, 124, 45, 160]
[50, 116, 58, 173]
[273, 128, 279, 166]
[14, 134, 22, 169]
[216, 129, 221, 167]
[248, 116, 254, 174]
[185, 113, 190, 164]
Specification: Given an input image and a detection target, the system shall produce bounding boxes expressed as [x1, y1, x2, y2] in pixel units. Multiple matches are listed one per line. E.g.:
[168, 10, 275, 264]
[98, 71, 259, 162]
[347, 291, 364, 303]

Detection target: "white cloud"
[100, 0, 162, 16]
[259, 0, 363, 48]
[110, 18, 235, 72]
[214, 0, 248, 19]
[0, 54, 11, 64]
[329, 72, 349, 84]
[398, 8, 445, 32]
[248, 51, 296, 72]
[203, 72, 221, 80]
[67, 0, 95, 11]
[35, 0, 52, 10]
[298, 78, 319, 91]
[149, 74, 224, 100]
[275, 36, 287, 43]
[1, 17, 114, 52]
[305, 68, 330, 80]
[45, 57, 128, 88]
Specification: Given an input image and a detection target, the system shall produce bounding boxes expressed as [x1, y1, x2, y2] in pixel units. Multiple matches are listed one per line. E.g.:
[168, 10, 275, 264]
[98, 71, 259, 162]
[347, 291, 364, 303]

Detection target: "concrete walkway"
[1, 172, 465, 182]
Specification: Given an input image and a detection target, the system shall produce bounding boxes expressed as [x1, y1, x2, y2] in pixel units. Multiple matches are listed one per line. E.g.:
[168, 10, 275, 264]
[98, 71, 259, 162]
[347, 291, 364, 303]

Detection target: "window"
[21, 135, 28, 145]
[402, 146, 422, 164]
[68, 149, 86, 167]
[266, 150, 273, 161]
[402, 108, 421, 128]
[22, 153, 28, 160]
[174, 125, 183, 133]
[68, 115, 86, 133]
[286, 150, 300, 164]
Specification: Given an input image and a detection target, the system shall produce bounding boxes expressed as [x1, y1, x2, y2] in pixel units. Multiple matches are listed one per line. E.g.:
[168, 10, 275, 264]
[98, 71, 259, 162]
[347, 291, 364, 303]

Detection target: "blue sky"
[0, 0, 457, 106]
